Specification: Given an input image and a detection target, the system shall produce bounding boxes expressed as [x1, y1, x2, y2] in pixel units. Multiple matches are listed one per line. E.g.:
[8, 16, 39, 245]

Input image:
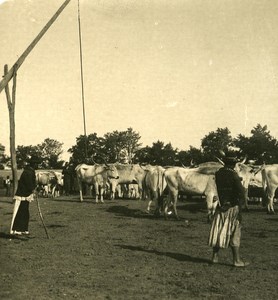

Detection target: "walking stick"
[34, 193, 50, 239]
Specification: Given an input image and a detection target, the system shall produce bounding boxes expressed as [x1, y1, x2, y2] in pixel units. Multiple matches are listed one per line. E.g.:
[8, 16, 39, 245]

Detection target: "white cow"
[144, 165, 167, 214]
[261, 164, 278, 214]
[75, 163, 119, 203]
[36, 171, 60, 198]
[109, 164, 147, 200]
[163, 167, 219, 220]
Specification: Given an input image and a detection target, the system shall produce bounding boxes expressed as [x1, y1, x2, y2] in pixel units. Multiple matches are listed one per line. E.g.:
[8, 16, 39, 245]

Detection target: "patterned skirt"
[208, 205, 241, 248]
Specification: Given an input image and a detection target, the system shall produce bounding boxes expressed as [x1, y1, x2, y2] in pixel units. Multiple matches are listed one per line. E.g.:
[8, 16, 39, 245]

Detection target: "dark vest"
[15, 166, 36, 197]
[215, 167, 245, 207]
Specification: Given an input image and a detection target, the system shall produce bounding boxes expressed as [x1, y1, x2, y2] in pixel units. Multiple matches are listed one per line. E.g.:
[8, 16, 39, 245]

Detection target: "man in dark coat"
[10, 156, 39, 235]
[208, 155, 250, 267]
[62, 162, 71, 196]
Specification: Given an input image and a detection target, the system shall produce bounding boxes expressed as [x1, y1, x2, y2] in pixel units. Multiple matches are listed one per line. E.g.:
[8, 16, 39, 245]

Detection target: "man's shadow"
[0, 232, 31, 241]
[115, 244, 211, 264]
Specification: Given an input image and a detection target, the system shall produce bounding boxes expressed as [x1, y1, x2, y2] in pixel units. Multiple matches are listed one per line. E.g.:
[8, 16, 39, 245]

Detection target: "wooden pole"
[4, 64, 18, 195]
[35, 194, 50, 239]
[77, 0, 88, 158]
[0, 0, 71, 94]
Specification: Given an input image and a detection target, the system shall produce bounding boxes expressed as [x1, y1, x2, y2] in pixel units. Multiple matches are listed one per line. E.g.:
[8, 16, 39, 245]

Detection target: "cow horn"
[240, 156, 247, 164]
[90, 154, 98, 165]
[139, 164, 147, 170]
[215, 156, 224, 165]
[254, 164, 265, 175]
[98, 156, 109, 167]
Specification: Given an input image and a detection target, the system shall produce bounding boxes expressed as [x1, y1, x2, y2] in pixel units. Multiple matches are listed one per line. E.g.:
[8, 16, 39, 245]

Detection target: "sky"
[0, 0, 278, 161]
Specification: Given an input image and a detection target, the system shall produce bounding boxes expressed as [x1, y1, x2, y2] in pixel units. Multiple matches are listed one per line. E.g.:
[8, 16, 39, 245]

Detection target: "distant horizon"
[0, 122, 274, 162]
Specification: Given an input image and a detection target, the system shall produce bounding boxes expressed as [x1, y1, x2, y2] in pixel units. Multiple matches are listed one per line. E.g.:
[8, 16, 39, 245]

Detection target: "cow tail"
[261, 167, 268, 205]
[157, 169, 161, 197]
[158, 170, 166, 210]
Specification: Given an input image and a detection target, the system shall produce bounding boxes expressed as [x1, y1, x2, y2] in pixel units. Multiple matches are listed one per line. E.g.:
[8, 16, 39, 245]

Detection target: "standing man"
[208, 155, 250, 267]
[5, 175, 11, 196]
[10, 156, 39, 235]
[62, 162, 71, 196]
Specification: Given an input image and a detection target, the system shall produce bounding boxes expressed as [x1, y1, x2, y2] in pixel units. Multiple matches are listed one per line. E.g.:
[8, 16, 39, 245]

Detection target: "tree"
[68, 129, 142, 165]
[37, 138, 64, 169]
[16, 138, 64, 169]
[234, 124, 278, 163]
[16, 145, 41, 169]
[134, 146, 152, 164]
[0, 143, 10, 167]
[102, 128, 142, 163]
[135, 140, 178, 166]
[201, 127, 233, 160]
[68, 133, 104, 165]
[177, 146, 204, 166]
[0, 143, 5, 158]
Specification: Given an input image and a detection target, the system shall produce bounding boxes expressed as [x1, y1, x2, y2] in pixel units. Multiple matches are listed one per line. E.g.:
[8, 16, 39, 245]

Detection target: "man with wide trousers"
[10, 156, 39, 235]
[208, 155, 250, 267]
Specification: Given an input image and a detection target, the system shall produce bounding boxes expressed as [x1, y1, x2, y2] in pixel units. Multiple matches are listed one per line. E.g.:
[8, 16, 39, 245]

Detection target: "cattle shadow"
[51, 198, 82, 203]
[0, 197, 13, 204]
[107, 205, 195, 221]
[115, 244, 211, 264]
[47, 224, 67, 228]
[107, 205, 151, 219]
[107, 205, 167, 220]
[48, 211, 63, 215]
[3, 212, 12, 215]
[266, 218, 278, 222]
[178, 201, 207, 214]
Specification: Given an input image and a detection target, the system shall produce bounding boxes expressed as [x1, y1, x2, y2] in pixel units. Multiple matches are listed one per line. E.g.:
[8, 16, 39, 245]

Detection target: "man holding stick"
[10, 155, 39, 236]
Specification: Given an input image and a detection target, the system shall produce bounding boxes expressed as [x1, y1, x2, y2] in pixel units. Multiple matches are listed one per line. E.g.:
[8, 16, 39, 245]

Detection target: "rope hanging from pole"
[77, 0, 88, 158]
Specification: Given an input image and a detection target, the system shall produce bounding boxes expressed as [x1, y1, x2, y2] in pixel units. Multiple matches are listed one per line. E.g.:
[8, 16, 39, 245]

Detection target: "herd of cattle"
[36, 159, 278, 219]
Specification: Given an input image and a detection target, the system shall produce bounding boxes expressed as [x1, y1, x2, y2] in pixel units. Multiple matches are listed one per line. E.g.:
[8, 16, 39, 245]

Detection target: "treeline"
[1, 124, 277, 169]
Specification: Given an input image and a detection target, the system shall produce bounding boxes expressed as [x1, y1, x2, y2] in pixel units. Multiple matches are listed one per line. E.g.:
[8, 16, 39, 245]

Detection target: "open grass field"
[1, 192, 278, 300]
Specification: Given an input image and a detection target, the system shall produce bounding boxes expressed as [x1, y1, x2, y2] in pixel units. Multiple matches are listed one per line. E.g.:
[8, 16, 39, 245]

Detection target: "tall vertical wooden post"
[4, 64, 18, 195]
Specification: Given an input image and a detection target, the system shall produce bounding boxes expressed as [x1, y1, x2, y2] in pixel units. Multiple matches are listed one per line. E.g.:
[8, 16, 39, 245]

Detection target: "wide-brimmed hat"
[222, 156, 239, 166]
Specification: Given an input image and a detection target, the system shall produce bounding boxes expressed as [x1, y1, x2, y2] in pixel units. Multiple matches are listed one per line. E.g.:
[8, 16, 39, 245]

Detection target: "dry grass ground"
[0, 191, 277, 300]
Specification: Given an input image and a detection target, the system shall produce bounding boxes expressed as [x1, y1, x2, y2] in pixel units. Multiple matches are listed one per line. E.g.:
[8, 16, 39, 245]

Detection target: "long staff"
[35, 194, 50, 239]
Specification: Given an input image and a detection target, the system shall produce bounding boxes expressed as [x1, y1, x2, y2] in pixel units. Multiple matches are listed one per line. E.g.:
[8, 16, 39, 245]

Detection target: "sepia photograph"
[0, 0, 278, 299]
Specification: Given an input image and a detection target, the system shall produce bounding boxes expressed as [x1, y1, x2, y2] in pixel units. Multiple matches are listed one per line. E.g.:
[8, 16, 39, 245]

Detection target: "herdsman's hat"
[218, 149, 240, 166]
[27, 155, 41, 166]
[222, 156, 239, 166]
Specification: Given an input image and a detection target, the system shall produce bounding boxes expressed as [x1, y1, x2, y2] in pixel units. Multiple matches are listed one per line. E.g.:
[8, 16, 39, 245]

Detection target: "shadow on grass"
[107, 205, 184, 221]
[107, 205, 200, 221]
[47, 224, 67, 228]
[51, 198, 82, 203]
[115, 244, 211, 264]
[178, 201, 207, 214]
[51, 197, 117, 204]
[107, 205, 155, 219]
[0, 232, 31, 241]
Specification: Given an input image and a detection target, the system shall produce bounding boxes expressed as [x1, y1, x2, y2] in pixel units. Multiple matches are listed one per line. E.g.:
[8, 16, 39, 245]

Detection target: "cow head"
[104, 164, 119, 180]
[234, 162, 255, 190]
[234, 161, 257, 210]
